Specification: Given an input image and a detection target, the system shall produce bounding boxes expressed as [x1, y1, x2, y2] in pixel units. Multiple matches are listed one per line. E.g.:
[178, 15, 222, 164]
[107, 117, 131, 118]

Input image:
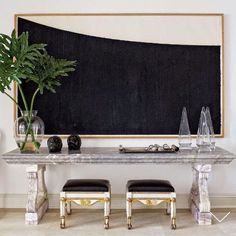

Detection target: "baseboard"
[0, 193, 236, 209]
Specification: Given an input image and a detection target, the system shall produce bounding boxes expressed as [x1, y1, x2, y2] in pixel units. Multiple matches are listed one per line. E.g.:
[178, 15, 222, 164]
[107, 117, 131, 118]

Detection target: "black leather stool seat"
[127, 179, 175, 192]
[62, 179, 110, 192]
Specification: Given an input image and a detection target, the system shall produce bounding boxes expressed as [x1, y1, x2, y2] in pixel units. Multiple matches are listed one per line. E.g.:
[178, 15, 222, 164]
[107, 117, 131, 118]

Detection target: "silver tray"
[119, 145, 179, 154]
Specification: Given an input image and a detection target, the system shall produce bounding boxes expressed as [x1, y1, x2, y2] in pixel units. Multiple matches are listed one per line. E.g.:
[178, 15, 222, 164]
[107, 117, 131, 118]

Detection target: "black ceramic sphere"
[67, 135, 81, 150]
[47, 136, 63, 153]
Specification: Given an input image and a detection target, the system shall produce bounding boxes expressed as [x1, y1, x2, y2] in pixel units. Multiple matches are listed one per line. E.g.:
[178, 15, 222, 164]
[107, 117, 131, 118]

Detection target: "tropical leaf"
[26, 51, 76, 94]
[0, 29, 77, 110]
[0, 30, 46, 93]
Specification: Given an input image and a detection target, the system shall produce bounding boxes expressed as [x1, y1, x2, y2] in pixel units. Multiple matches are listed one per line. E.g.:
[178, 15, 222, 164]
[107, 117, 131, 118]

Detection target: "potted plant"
[0, 30, 76, 152]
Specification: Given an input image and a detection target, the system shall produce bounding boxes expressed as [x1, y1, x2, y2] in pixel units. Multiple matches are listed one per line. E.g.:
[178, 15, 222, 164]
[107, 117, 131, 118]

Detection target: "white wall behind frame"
[0, 0, 236, 207]
[20, 15, 222, 45]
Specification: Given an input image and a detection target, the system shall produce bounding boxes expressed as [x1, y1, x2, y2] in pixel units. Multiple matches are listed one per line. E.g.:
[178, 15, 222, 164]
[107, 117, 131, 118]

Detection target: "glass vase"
[14, 110, 44, 152]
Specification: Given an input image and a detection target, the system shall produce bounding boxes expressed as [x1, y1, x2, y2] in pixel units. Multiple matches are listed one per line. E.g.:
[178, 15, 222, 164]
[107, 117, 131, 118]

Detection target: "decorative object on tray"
[67, 135, 81, 151]
[119, 144, 179, 154]
[47, 136, 63, 153]
[205, 107, 216, 150]
[178, 107, 192, 150]
[0, 30, 76, 153]
[196, 107, 212, 152]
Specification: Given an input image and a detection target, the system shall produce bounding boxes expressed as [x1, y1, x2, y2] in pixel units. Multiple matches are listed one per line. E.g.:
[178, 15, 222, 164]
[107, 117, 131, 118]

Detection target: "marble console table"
[2, 146, 236, 225]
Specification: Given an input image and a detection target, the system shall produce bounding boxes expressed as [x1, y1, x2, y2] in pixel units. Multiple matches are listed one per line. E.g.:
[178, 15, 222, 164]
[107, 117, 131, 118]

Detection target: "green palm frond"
[0, 29, 77, 112]
[0, 30, 46, 93]
[26, 51, 76, 94]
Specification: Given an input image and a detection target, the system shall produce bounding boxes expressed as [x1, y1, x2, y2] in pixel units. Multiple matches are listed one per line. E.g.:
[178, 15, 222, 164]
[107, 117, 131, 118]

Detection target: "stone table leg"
[25, 165, 49, 224]
[190, 164, 212, 225]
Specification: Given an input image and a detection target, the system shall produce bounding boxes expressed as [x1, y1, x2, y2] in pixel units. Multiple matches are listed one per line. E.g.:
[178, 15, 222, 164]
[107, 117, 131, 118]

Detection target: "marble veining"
[1, 146, 235, 225]
[2, 146, 235, 165]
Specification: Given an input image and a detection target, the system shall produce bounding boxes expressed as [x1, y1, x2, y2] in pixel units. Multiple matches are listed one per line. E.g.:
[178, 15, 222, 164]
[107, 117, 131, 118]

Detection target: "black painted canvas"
[17, 17, 221, 135]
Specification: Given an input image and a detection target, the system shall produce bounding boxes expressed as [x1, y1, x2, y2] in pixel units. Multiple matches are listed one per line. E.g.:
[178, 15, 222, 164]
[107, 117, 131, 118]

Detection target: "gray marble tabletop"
[1, 146, 236, 165]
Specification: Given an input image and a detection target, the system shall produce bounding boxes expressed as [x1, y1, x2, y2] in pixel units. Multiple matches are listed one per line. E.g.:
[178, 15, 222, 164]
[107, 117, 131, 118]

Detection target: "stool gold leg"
[60, 198, 66, 229]
[171, 217, 177, 230]
[127, 216, 132, 230]
[60, 216, 65, 229]
[66, 201, 72, 215]
[170, 198, 177, 230]
[104, 216, 109, 229]
[109, 195, 111, 215]
[166, 202, 171, 215]
[104, 198, 110, 229]
[126, 194, 132, 230]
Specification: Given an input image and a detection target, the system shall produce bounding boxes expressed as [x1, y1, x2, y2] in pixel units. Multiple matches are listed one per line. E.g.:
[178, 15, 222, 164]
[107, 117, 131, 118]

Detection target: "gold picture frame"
[13, 13, 224, 139]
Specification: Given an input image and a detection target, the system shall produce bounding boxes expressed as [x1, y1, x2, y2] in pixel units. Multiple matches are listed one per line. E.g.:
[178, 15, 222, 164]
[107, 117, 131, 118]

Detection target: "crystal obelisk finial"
[206, 107, 215, 150]
[196, 107, 211, 152]
[178, 107, 192, 149]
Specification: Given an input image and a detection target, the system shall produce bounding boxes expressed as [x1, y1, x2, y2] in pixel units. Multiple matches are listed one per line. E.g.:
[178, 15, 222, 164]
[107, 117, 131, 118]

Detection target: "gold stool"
[126, 179, 176, 230]
[60, 179, 111, 229]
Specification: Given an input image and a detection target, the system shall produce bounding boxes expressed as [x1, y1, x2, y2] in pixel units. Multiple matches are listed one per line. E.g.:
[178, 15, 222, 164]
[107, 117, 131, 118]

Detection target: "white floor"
[0, 209, 236, 236]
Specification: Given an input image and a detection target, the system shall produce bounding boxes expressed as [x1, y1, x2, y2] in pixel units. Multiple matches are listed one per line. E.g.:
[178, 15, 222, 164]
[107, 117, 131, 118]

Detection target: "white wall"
[0, 0, 236, 202]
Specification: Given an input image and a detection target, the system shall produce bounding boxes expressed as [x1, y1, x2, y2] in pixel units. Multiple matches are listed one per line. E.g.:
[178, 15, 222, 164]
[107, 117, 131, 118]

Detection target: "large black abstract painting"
[16, 14, 223, 136]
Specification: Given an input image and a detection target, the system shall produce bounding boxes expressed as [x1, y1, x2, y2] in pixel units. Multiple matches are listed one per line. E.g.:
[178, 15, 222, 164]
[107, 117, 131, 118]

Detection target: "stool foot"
[60, 216, 65, 229]
[127, 216, 132, 230]
[104, 216, 109, 229]
[171, 218, 176, 230]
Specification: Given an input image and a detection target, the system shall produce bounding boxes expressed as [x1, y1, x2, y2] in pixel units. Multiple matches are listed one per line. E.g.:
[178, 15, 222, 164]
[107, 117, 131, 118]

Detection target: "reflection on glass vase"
[14, 110, 44, 153]
[205, 107, 216, 150]
[196, 107, 211, 152]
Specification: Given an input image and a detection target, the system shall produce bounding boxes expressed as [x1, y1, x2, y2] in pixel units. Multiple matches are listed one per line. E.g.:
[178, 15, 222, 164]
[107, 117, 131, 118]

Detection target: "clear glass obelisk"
[206, 107, 216, 150]
[178, 107, 192, 149]
[196, 107, 211, 152]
